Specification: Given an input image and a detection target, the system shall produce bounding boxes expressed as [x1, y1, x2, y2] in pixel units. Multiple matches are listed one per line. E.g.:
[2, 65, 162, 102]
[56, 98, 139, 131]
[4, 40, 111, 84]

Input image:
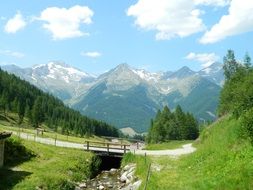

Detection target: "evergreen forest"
[146, 105, 199, 143]
[0, 68, 119, 137]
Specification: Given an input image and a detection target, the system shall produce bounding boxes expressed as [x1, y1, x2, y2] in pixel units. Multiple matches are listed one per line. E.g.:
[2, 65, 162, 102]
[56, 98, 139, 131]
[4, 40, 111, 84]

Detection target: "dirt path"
[7, 130, 196, 156]
[132, 143, 196, 156]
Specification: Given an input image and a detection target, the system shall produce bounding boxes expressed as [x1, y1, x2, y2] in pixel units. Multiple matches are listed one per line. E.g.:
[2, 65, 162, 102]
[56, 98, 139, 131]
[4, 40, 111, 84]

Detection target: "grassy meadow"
[123, 116, 253, 190]
[0, 136, 99, 190]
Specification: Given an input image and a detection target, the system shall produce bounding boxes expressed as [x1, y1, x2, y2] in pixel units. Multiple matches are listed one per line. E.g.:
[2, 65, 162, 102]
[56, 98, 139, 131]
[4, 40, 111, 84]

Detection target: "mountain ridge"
[1, 61, 223, 132]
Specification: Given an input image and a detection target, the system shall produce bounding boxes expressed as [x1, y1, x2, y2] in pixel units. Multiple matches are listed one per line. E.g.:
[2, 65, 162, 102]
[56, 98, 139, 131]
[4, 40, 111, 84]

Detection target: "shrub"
[241, 108, 253, 143]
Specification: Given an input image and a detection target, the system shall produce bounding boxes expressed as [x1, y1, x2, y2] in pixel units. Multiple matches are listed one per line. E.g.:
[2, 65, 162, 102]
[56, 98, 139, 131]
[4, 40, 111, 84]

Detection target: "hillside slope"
[128, 116, 253, 189]
[0, 68, 119, 137]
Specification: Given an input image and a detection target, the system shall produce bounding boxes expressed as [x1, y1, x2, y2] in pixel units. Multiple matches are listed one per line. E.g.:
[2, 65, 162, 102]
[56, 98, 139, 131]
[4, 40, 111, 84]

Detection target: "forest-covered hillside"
[0, 68, 119, 137]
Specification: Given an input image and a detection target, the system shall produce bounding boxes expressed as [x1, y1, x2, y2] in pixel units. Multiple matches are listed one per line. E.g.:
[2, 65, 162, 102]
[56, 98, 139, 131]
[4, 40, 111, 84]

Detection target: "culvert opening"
[98, 155, 122, 171]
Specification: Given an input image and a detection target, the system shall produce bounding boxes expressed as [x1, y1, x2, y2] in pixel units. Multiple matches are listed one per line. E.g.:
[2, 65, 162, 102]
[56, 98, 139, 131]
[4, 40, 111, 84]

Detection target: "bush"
[241, 108, 253, 143]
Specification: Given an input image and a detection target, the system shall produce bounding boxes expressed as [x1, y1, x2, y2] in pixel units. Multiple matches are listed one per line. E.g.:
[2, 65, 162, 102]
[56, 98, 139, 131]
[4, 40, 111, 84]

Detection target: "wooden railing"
[84, 141, 131, 153]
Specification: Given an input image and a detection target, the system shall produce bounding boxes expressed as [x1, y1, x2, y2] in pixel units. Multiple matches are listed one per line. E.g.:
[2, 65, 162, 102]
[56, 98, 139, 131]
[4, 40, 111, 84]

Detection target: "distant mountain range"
[1, 62, 224, 132]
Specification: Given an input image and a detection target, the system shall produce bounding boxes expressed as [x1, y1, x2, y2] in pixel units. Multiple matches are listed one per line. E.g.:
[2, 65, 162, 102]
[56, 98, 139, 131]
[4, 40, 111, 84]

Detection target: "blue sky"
[0, 0, 253, 75]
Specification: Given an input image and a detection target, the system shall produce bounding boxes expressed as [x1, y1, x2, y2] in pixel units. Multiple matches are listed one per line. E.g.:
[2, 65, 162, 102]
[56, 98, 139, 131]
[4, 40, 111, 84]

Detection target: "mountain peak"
[198, 62, 224, 86]
[33, 61, 69, 69]
[115, 63, 131, 70]
[200, 62, 223, 75]
[165, 66, 195, 79]
[180, 66, 192, 70]
[48, 61, 70, 68]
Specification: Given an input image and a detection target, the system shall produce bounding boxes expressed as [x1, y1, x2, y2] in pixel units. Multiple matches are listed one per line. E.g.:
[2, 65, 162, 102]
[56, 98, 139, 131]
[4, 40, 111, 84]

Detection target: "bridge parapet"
[84, 141, 131, 155]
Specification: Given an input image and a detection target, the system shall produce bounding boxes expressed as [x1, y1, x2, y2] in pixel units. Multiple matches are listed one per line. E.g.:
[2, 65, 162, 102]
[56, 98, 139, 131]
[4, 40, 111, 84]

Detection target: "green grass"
[0, 113, 107, 144]
[124, 116, 253, 189]
[0, 137, 98, 190]
[145, 140, 193, 150]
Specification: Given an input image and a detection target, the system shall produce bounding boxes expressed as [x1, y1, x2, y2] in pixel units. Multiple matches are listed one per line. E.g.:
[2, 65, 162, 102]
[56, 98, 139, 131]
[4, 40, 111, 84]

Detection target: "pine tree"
[244, 52, 251, 69]
[223, 50, 240, 80]
[17, 101, 25, 124]
[32, 97, 44, 128]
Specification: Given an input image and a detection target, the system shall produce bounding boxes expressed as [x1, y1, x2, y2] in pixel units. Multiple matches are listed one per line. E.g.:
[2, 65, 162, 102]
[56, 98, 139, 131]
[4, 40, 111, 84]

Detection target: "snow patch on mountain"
[202, 67, 211, 74]
[131, 69, 160, 82]
[198, 62, 224, 86]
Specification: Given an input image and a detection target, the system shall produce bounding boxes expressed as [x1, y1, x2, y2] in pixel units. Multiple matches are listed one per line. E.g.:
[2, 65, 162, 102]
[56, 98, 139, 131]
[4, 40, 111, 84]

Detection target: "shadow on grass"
[4, 138, 36, 167]
[0, 137, 36, 189]
[0, 168, 32, 190]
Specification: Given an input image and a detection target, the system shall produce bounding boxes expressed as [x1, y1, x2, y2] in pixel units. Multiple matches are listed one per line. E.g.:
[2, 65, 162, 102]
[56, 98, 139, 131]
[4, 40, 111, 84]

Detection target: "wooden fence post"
[87, 141, 89, 151]
[54, 134, 57, 146]
[144, 163, 151, 190]
[124, 145, 126, 153]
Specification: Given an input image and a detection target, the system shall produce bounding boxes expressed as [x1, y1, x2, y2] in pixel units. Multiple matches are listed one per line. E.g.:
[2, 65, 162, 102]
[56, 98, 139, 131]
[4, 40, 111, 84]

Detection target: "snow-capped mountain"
[198, 62, 224, 86]
[2, 62, 96, 101]
[1, 62, 223, 132]
[32, 62, 94, 83]
[72, 63, 221, 132]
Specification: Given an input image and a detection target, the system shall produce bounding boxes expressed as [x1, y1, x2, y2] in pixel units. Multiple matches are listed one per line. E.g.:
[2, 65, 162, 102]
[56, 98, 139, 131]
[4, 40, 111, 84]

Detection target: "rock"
[128, 167, 135, 174]
[125, 178, 131, 184]
[120, 180, 142, 190]
[108, 184, 113, 188]
[79, 182, 87, 188]
[132, 180, 142, 190]
[98, 185, 104, 190]
[104, 181, 114, 188]
[123, 165, 131, 171]
[102, 176, 108, 179]
[151, 164, 162, 172]
[126, 171, 134, 179]
[110, 168, 117, 172]
[120, 171, 128, 182]
[123, 164, 136, 171]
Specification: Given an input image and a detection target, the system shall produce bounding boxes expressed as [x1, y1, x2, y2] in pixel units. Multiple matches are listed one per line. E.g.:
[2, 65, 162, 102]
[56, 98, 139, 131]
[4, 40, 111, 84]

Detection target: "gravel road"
[7, 130, 196, 156]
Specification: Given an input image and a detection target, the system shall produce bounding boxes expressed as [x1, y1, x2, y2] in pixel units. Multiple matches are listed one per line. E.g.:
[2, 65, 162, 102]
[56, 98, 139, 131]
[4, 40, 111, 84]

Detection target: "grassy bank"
[0, 137, 100, 190]
[124, 116, 253, 189]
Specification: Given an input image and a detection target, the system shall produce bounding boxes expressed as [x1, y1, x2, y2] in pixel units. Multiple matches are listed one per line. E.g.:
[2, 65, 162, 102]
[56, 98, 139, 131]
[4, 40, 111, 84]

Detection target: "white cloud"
[0, 49, 25, 58]
[186, 52, 220, 67]
[4, 13, 26, 33]
[200, 0, 253, 44]
[39, 5, 93, 40]
[81, 51, 101, 58]
[127, 0, 205, 40]
[194, 0, 231, 7]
